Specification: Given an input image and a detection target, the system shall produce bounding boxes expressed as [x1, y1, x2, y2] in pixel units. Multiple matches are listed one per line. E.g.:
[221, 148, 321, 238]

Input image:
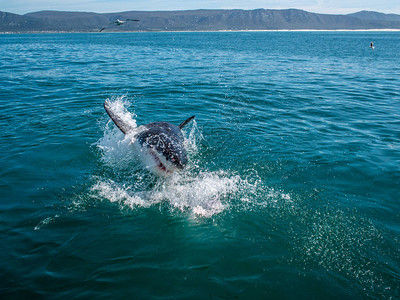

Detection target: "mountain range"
[1, 9, 400, 32]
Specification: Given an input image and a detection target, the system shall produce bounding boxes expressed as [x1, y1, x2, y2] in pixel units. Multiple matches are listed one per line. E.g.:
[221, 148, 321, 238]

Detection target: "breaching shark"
[104, 100, 195, 176]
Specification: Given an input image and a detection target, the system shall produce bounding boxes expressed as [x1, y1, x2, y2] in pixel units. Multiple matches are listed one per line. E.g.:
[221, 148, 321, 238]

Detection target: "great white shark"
[104, 100, 195, 176]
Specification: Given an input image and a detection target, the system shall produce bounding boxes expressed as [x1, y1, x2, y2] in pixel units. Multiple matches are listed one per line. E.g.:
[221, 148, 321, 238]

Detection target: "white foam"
[151, 171, 239, 216]
[91, 179, 153, 208]
[91, 170, 253, 217]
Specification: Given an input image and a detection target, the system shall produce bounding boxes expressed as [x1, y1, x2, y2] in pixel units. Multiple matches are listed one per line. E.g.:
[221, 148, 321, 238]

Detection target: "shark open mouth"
[149, 149, 172, 174]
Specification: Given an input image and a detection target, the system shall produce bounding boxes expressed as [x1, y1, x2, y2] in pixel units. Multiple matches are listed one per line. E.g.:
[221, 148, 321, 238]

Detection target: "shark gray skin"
[103, 100, 195, 175]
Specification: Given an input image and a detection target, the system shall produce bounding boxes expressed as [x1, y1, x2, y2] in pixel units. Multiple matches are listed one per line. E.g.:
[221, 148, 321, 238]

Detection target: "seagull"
[100, 19, 140, 32]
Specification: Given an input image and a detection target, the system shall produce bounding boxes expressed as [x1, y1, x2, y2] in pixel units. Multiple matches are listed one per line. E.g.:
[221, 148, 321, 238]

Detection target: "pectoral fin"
[104, 100, 134, 134]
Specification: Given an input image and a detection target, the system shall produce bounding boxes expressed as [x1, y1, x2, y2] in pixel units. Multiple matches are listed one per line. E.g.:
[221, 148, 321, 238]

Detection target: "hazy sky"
[1, 0, 400, 15]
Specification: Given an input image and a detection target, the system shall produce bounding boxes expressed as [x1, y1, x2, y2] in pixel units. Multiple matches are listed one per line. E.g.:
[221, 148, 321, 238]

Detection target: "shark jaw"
[132, 140, 178, 176]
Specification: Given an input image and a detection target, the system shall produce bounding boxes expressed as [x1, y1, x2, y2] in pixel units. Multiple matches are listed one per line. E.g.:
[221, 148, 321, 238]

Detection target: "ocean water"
[0, 31, 399, 299]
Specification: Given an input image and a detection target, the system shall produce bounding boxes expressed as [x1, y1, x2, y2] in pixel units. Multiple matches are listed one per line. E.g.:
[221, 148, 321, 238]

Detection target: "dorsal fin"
[103, 100, 134, 134]
[178, 116, 195, 129]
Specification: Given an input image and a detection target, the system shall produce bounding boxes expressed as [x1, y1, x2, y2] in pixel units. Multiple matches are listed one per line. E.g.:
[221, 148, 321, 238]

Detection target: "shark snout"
[161, 143, 187, 169]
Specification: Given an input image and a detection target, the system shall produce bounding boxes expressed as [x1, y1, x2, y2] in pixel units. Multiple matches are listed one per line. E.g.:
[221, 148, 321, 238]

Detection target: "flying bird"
[100, 19, 140, 32]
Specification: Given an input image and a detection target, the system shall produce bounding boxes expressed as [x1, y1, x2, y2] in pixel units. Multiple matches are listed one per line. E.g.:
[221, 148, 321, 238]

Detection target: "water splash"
[91, 170, 252, 217]
[93, 97, 268, 217]
[97, 95, 144, 169]
[34, 214, 60, 230]
[295, 208, 391, 296]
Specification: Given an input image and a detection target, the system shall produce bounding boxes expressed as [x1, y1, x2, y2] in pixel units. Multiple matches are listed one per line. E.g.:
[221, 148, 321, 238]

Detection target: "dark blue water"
[0, 32, 399, 299]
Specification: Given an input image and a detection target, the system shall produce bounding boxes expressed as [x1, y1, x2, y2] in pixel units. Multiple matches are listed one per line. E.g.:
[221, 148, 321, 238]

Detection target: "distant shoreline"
[2, 9, 400, 33]
[1, 29, 400, 34]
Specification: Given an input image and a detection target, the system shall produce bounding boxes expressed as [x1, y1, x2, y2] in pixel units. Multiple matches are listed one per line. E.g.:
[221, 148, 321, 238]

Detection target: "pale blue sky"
[1, 0, 400, 15]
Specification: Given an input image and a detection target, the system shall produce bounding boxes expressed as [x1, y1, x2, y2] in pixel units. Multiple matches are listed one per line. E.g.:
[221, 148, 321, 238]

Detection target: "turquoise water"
[1, 32, 399, 298]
